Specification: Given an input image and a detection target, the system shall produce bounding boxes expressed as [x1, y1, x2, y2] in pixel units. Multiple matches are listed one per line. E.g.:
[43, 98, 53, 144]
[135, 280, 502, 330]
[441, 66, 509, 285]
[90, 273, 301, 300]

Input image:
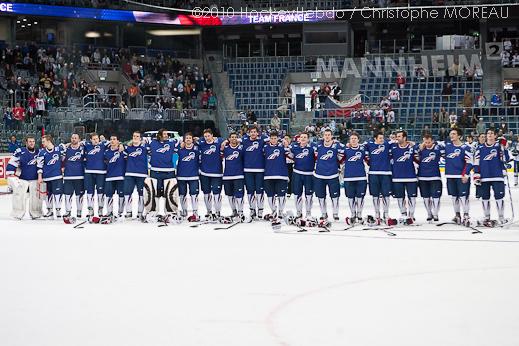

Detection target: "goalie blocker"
[8, 177, 46, 220]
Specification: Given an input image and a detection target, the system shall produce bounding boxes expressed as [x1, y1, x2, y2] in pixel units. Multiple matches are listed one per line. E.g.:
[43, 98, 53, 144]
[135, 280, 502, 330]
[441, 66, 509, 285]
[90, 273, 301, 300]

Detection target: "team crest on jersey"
[109, 152, 120, 163]
[157, 144, 170, 153]
[295, 149, 309, 159]
[396, 150, 412, 162]
[320, 150, 334, 160]
[226, 151, 240, 160]
[246, 141, 259, 151]
[88, 146, 101, 155]
[371, 145, 385, 155]
[422, 152, 437, 163]
[28, 158, 37, 165]
[182, 151, 196, 161]
[48, 154, 60, 165]
[483, 149, 498, 161]
[129, 148, 143, 157]
[69, 151, 83, 162]
[348, 151, 363, 162]
[446, 149, 461, 159]
[204, 145, 217, 155]
[267, 149, 280, 160]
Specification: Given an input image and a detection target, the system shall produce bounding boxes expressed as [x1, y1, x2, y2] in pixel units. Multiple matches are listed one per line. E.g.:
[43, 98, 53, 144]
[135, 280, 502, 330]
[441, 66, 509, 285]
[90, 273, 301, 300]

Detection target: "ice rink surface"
[2, 177, 519, 346]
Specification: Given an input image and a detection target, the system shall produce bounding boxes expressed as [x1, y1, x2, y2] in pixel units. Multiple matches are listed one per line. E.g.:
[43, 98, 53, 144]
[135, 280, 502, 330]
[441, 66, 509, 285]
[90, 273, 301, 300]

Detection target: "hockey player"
[288, 132, 315, 219]
[198, 129, 223, 220]
[415, 134, 444, 222]
[390, 130, 418, 224]
[104, 134, 126, 219]
[221, 132, 245, 221]
[313, 129, 344, 223]
[62, 133, 85, 221]
[343, 132, 368, 225]
[123, 131, 148, 221]
[263, 131, 290, 222]
[175, 132, 200, 221]
[145, 128, 178, 219]
[37, 135, 64, 218]
[364, 132, 395, 225]
[242, 126, 269, 219]
[6, 135, 42, 219]
[83, 133, 108, 217]
[473, 129, 510, 226]
[474, 132, 486, 200]
[444, 128, 473, 225]
[511, 135, 519, 186]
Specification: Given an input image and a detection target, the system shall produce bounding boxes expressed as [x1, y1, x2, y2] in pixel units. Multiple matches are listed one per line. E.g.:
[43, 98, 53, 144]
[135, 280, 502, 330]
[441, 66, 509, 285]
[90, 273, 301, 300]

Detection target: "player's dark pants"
[244, 172, 264, 195]
[84, 173, 105, 195]
[223, 179, 245, 198]
[200, 175, 222, 194]
[515, 161, 519, 175]
[313, 177, 340, 198]
[287, 163, 294, 195]
[264, 179, 288, 197]
[64, 179, 84, 196]
[150, 170, 175, 197]
[392, 181, 418, 198]
[124, 176, 145, 196]
[177, 179, 200, 196]
[105, 179, 124, 198]
[480, 181, 505, 200]
[292, 172, 314, 196]
[45, 178, 63, 197]
[418, 180, 443, 198]
[344, 180, 367, 198]
[368, 174, 392, 197]
[446, 178, 470, 197]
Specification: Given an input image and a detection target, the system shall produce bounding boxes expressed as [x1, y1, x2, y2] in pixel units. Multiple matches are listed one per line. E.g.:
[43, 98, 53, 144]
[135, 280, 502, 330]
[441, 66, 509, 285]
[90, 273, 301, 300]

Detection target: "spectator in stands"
[501, 50, 511, 67]
[476, 117, 486, 134]
[119, 101, 129, 118]
[208, 91, 217, 110]
[379, 96, 391, 111]
[477, 91, 487, 107]
[271, 113, 281, 131]
[204, 74, 213, 90]
[414, 66, 426, 80]
[442, 82, 453, 98]
[474, 65, 484, 80]
[438, 127, 448, 142]
[175, 97, 183, 111]
[3, 107, 13, 130]
[499, 118, 508, 134]
[386, 109, 395, 125]
[35, 92, 46, 118]
[491, 91, 503, 106]
[8, 135, 20, 153]
[513, 53, 519, 67]
[432, 112, 439, 125]
[246, 110, 257, 123]
[463, 91, 473, 108]
[459, 110, 470, 129]
[449, 112, 457, 128]
[388, 87, 400, 101]
[510, 93, 518, 106]
[464, 66, 474, 81]
[331, 85, 341, 100]
[439, 106, 448, 126]
[396, 73, 406, 89]
[128, 83, 139, 109]
[310, 86, 318, 110]
[12, 102, 25, 125]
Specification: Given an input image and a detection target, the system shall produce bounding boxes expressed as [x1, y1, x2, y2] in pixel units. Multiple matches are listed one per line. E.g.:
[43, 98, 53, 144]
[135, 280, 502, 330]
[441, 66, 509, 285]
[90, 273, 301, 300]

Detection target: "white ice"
[1, 175, 519, 346]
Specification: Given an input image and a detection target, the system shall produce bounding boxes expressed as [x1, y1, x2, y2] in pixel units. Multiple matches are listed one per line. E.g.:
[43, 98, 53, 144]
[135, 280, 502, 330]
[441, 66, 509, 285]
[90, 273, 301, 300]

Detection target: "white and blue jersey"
[124, 144, 149, 178]
[264, 143, 289, 180]
[365, 141, 392, 175]
[63, 145, 85, 180]
[198, 138, 223, 177]
[289, 144, 316, 175]
[314, 142, 345, 179]
[416, 144, 444, 181]
[343, 145, 368, 181]
[444, 143, 472, 178]
[37, 147, 63, 181]
[474, 143, 509, 182]
[242, 135, 268, 172]
[147, 139, 177, 172]
[6, 147, 39, 180]
[390, 143, 417, 182]
[175, 144, 200, 181]
[222, 144, 244, 180]
[105, 148, 126, 181]
[83, 142, 108, 174]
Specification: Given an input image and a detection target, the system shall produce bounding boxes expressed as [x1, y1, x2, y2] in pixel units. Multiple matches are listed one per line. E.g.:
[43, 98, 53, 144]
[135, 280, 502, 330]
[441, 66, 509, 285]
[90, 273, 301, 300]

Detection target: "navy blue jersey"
[124, 144, 148, 178]
[264, 143, 289, 180]
[105, 148, 126, 181]
[6, 147, 39, 180]
[63, 145, 85, 180]
[175, 144, 200, 180]
[289, 143, 316, 175]
[222, 144, 244, 180]
[343, 145, 367, 181]
[37, 146, 63, 181]
[198, 138, 223, 177]
[242, 135, 268, 172]
[147, 139, 177, 172]
[444, 143, 472, 178]
[83, 141, 107, 174]
[365, 141, 392, 175]
[474, 143, 509, 182]
[390, 143, 417, 182]
[416, 144, 444, 181]
[314, 142, 345, 179]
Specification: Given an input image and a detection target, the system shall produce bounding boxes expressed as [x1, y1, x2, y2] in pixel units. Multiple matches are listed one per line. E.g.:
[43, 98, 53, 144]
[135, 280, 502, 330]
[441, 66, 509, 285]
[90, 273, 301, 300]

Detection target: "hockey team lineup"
[5, 125, 519, 233]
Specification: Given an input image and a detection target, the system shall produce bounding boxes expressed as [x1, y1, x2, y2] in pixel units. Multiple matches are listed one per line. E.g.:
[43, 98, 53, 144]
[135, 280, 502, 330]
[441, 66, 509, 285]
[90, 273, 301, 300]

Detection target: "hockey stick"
[73, 220, 87, 229]
[214, 221, 240, 230]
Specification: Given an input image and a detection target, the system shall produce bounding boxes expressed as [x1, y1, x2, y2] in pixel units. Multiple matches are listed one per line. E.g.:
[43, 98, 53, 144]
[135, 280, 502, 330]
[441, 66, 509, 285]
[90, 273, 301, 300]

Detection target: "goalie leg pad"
[9, 177, 29, 219]
[28, 180, 45, 218]
[164, 178, 179, 213]
[143, 178, 158, 214]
